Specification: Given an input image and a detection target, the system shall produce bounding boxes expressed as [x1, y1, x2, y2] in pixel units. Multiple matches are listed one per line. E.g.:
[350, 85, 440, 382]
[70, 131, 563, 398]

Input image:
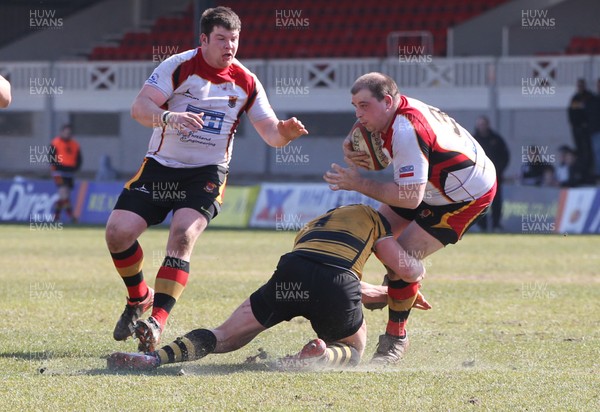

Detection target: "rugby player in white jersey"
[105, 6, 307, 352]
[324, 72, 497, 364]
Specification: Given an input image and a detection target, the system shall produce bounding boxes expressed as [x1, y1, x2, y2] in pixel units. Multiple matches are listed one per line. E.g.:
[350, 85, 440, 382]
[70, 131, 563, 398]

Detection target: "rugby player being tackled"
[325, 72, 496, 364]
[108, 204, 431, 371]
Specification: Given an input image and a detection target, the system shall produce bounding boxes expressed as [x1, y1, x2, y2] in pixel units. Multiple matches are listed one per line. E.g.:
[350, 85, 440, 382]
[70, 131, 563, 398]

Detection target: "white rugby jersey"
[144, 48, 275, 168]
[381, 96, 496, 205]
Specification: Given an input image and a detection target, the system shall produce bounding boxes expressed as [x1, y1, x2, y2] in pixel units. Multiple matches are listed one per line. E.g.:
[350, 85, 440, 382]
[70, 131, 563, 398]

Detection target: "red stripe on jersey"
[173, 49, 256, 98]
[226, 118, 240, 163]
[153, 127, 167, 155]
[383, 99, 436, 162]
[393, 96, 479, 199]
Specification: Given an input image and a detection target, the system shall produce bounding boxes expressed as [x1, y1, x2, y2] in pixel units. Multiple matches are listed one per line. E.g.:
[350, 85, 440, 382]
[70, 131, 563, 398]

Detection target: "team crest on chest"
[228, 95, 238, 108]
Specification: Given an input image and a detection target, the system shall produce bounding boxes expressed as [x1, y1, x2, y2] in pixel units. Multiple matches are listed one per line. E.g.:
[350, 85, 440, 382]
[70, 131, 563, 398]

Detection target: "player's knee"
[105, 223, 136, 252]
[171, 227, 195, 250]
[170, 223, 204, 251]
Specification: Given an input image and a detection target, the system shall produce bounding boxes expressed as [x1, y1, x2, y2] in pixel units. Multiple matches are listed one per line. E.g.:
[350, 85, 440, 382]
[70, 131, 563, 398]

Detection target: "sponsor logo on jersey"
[147, 73, 159, 85]
[175, 88, 198, 100]
[186, 105, 224, 134]
[133, 184, 150, 194]
[399, 165, 415, 178]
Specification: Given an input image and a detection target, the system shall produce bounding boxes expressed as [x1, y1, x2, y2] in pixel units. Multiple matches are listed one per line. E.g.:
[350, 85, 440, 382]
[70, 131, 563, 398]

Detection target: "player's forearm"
[354, 179, 421, 209]
[131, 95, 166, 128]
[260, 118, 292, 147]
[255, 117, 307, 147]
[360, 281, 387, 304]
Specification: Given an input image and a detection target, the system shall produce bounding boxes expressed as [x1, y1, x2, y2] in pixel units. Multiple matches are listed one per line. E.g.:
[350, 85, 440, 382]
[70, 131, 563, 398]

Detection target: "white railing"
[496, 55, 591, 87]
[1, 55, 599, 92]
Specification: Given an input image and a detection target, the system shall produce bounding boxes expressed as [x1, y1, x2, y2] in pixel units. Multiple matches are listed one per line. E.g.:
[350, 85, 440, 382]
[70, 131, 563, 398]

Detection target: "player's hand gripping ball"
[349, 121, 391, 170]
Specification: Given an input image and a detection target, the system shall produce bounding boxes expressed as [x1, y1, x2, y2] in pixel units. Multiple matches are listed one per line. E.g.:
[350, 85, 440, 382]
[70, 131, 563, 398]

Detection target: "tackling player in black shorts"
[108, 204, 430, 371]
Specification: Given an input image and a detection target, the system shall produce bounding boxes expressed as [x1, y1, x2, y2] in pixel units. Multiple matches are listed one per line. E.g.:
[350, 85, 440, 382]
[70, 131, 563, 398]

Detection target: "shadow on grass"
[85, 361, 275, 376]
[0, 350, 98, 361]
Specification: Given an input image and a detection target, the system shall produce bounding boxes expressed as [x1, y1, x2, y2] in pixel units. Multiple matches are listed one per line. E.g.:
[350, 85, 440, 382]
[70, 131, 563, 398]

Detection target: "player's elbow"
[403, 197, 421, 209]
[130, 101, 141, 121]
[0, 94, 10, 108]
[392, 184, 426, 209]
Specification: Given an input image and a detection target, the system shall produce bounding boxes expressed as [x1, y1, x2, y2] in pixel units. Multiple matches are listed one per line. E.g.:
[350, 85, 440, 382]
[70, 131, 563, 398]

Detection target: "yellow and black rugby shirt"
[292, 204, 393, 280]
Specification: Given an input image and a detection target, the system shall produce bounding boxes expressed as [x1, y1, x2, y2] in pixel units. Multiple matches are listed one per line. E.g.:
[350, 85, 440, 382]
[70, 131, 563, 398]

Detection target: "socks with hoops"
[386, 279, 420, 339]
[151, 256, 189, 330]
[155, 329, 217, 365]
[110, 241, 149, 302]
[322, 343, 360, 367]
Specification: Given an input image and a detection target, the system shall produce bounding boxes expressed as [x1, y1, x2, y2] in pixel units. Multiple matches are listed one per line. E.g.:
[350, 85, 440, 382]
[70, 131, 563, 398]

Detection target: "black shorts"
[114, 158, 228, 226]
[249, 253, 363, 343]
[388, 184, 496, 245]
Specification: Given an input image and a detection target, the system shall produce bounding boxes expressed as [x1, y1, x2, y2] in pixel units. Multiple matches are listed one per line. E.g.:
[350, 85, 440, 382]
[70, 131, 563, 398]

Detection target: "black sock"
[156, 328, 217, 365]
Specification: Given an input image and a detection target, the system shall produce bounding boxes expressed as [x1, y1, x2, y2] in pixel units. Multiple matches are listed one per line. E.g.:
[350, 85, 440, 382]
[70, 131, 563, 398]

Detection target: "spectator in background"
[96, 154, 119, 181]
[588, 78, 600, 183]
[50, 124, 82, 223]
[520, 145, 551, 186]
[473, 116, 509, 232]
[555, 145, 583, 187]
[0, 74, 11, 108]
[567, 78, 594, 183]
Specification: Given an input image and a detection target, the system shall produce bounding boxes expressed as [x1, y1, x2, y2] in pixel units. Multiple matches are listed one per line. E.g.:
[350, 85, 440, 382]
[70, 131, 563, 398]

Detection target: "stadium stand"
[88, 0, 510, 60]
[566, 36, 600, 54]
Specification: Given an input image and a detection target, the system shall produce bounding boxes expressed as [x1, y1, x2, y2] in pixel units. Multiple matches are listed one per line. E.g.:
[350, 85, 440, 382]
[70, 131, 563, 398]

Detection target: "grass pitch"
[0, 225, 598, 411]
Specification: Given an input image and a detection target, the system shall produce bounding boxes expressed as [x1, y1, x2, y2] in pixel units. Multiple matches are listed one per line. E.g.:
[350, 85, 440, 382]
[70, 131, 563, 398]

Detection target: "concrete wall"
[452, 0, 568, 56]
[507, 0, 600, 55]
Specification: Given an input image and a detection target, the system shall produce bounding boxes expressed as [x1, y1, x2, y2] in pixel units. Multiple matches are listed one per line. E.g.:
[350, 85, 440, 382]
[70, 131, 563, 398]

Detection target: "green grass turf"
[0, 225, 598, 411]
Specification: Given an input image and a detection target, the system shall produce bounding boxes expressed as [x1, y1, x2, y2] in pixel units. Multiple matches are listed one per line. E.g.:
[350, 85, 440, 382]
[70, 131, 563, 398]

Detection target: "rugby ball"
[349, 121, 390, 170]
